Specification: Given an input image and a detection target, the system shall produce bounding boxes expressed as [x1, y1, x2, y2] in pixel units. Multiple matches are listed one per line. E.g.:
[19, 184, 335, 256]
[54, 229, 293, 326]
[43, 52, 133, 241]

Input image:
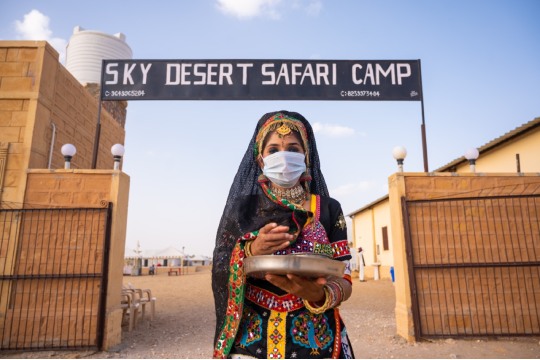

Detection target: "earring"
[257, 154, 264, 170]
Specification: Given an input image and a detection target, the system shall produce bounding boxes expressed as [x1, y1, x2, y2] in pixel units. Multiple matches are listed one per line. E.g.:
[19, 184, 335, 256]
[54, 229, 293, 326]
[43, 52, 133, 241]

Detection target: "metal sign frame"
[93, 59, 428, 171]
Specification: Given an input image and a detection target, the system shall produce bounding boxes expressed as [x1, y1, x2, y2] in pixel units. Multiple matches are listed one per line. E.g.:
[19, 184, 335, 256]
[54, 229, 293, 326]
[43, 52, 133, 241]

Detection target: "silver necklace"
[270, 184, 307, 204]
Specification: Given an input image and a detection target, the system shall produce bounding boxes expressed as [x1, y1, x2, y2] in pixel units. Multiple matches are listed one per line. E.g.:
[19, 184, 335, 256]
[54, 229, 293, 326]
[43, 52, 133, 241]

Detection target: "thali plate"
[244, 254, 345, 279]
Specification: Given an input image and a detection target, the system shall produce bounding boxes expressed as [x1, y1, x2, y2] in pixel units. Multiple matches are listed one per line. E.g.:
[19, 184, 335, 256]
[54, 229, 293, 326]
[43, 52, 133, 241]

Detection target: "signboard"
[100, 59, 422, 101]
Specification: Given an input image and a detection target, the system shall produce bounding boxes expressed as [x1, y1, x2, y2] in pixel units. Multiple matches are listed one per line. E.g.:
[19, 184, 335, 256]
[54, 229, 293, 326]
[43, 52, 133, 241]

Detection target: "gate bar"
[96, 203, 113, 349]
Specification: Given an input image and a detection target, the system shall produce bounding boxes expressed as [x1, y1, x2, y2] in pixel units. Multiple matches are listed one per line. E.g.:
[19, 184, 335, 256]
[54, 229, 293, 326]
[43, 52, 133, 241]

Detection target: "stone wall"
[0, 41, 126, 207]
[0, 41, 130, 350]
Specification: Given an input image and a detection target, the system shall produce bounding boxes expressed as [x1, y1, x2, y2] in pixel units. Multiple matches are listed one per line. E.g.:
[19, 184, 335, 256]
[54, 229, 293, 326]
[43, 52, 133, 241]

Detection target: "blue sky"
[1, 0, 539, 257]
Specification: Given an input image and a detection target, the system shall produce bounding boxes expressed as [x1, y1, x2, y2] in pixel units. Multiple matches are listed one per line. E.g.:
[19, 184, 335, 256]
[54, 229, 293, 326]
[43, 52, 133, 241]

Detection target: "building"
[348, 116, 540, 280]
[123, 246, 212, 275]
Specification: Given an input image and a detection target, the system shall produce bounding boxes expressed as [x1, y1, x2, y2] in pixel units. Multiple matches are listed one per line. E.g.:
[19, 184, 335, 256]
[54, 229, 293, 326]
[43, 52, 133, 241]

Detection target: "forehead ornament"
[276, 123, 292, 137]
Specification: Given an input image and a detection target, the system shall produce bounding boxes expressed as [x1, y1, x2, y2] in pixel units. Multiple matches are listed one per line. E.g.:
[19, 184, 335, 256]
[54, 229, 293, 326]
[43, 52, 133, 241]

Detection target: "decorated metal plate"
[244, 254, 345, 279]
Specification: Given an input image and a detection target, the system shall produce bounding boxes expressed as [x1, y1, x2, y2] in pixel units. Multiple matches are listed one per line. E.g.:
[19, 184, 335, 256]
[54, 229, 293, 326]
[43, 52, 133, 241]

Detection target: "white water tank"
[65, 26, 132, 84]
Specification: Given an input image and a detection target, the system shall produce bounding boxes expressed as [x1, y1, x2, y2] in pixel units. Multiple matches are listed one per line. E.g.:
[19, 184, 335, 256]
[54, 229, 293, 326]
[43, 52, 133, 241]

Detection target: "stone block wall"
[0, 41, 130, 350]
[0, 41, 126, 207]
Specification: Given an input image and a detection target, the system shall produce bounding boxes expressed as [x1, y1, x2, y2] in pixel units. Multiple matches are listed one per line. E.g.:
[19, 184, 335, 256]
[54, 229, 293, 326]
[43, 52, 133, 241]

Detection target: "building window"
[382, 226, 389, 251]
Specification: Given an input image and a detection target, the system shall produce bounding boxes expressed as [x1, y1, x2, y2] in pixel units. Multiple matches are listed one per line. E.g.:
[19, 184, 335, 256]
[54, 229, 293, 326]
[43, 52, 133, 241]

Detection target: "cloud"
[312, 122, 358, 137]
[14, 9, 67, 63]
[331, 181, 377, 197]
[216, 0, 282, 19]
[216, 0, 321, 20]
[304, 0, 323, 16]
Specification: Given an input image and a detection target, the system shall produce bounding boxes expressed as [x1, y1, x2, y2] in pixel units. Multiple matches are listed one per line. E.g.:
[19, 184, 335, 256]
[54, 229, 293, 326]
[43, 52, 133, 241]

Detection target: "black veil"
[211, 110, 329, 345]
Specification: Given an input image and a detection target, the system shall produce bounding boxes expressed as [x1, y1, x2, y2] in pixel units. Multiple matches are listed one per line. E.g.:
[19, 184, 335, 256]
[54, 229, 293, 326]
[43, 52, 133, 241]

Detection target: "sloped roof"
[435, 116, 540, 172]
[347, 194, 389, 217]
[152, 246, 186, 258]
[124, 246, 187, 259]
[124, 247, 152, 259]
[347, 116, 540, 217]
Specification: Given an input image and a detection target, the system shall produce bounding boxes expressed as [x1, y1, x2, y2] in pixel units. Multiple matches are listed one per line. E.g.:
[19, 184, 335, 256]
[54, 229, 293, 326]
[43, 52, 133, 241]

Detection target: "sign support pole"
[91, 98, 102, 169]
[91, 62, 105, 169]
[418, 59, 429, 172]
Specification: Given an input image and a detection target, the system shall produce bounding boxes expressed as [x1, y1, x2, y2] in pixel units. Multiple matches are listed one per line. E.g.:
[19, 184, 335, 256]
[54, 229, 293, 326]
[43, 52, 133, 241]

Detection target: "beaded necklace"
[258, 180, 307, 212]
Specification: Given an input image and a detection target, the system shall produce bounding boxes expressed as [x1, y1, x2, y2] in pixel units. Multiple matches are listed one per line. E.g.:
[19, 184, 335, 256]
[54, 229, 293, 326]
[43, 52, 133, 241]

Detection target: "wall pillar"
[388, 173, 415, 341]
[24, 169, 130, 349]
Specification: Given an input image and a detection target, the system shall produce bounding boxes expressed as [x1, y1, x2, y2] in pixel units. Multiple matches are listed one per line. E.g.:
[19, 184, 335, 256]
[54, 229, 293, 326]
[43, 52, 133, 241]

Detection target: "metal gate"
[402, 194, 540, 338]
[0, 204, 112, 350]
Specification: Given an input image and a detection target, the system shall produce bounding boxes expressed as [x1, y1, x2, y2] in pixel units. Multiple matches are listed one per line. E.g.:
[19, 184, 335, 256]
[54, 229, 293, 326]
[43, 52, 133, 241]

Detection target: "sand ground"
[2, 269, 539, 359]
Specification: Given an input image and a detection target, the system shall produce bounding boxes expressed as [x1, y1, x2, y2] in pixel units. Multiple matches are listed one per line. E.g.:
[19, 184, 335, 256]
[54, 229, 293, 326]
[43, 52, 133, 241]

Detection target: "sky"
[1, 0, 539, 257]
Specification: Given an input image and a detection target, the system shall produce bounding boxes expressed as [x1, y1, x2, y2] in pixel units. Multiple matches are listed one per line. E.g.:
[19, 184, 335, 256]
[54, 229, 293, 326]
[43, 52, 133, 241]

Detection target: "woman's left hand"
[265, 273, 327, 303]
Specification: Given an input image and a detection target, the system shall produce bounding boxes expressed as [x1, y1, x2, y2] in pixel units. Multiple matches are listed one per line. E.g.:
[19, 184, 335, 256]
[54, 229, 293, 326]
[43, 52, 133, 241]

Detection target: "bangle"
[303, 287, 331, 314]
[244, 240, 254, 257]
[335, 279, 345, 302]
[325, 280, 344, 308]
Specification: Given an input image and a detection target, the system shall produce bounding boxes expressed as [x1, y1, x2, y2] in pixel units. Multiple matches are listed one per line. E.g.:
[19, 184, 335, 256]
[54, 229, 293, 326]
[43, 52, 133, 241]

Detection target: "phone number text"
[104, 90, 146, 97]
[340, 90, 380, 97]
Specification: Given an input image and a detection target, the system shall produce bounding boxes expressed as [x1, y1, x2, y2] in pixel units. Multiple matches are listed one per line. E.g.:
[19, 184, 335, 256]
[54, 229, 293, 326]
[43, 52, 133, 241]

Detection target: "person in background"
[149, 264, 155, 276]
[212, 111, 355, 359]
[357, 247, 365, 282]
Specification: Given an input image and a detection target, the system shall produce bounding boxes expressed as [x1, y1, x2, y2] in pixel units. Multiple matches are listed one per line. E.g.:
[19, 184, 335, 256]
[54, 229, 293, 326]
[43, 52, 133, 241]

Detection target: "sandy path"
[2, 269, 539, 359]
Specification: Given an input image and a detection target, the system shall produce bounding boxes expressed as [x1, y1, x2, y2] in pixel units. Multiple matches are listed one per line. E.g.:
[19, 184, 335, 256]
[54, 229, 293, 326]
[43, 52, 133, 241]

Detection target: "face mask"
[262, 151, 306, 188]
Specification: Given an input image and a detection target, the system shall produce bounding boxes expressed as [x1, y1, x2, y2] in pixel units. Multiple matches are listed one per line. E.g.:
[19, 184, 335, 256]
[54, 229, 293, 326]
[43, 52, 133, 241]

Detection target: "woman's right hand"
[251, 223, 294, 256]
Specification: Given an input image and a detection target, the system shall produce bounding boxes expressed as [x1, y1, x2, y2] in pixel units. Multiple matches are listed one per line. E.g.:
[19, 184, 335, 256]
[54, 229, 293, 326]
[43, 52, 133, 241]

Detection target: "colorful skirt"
[230, 283, 354, 359]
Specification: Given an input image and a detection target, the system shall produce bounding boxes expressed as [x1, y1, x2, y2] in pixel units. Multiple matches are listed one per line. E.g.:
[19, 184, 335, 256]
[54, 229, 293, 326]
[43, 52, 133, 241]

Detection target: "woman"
[212, 111, 354, 359]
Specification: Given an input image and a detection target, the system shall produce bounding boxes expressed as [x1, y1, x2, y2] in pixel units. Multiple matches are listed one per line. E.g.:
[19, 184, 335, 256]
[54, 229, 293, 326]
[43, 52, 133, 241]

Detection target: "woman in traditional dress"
[212, 111, 354, 359]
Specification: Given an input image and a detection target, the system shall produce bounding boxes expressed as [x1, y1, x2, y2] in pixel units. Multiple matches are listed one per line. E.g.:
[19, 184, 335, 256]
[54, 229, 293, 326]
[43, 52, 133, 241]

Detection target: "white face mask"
[262, 151, 306, 188]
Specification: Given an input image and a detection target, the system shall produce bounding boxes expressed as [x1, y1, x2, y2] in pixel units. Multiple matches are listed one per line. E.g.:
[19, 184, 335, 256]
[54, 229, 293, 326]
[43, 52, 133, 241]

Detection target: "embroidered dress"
[215, 195, 353, 359]
[212, 111, 354, 359]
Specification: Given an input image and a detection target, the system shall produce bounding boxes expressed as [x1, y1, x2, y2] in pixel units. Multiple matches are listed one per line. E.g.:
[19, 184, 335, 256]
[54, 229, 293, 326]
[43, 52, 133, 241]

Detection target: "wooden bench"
[168, 268, 180, 276]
